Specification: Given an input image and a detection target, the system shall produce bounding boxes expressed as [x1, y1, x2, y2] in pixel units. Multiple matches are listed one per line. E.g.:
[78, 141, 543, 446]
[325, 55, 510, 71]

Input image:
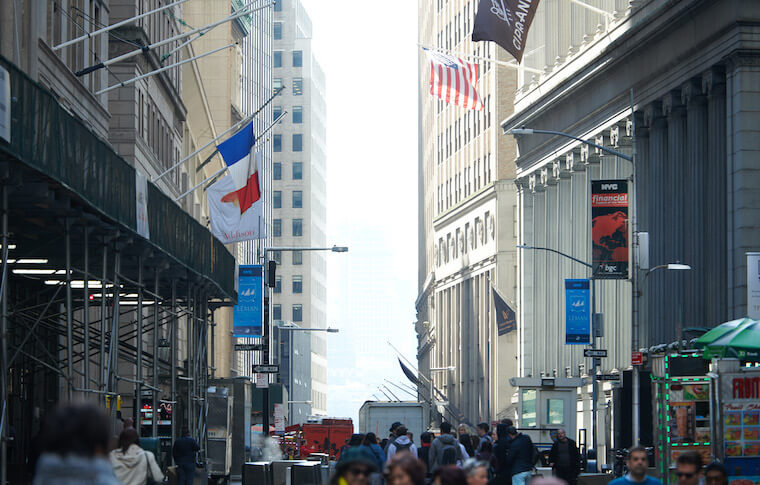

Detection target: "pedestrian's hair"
[119, 428, 139, 454]
[38, 404, 110, 457]
[480, 441, 492, 453]
[440, 422, 452, 434]
[432, 465, 467, 485]
[628, 446, 648, 461]
[397, 426, 408, 437]
[181, 426, 190, 436]
[462, 459, 489, 477]
[500, 418, 514, 426]
[677, 450, 703, 470]
[348, 433, 365, 447]
[421, 431, 433, 444]
[477, 422, 489, 433]
[705, 462, 727, 478]
[384, 452, 427, 485]
[506, 425, 518, 435]
[363, 432, 378, 446]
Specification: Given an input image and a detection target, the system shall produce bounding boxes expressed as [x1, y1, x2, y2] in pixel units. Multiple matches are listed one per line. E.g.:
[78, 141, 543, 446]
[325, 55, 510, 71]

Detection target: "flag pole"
[76, 1, 272, 77]
[96, 42, 237, 95]
[174, 111, 287, 202]
[419, 43, 543, 74]
[52, 0, 189, 51]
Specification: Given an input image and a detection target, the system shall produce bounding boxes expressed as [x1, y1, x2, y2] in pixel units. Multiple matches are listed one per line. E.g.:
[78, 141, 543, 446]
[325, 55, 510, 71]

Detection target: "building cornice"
[433, 182, 495, 229]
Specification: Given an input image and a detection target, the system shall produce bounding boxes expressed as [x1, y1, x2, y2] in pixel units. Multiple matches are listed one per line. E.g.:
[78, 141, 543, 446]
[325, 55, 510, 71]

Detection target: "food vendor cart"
[651, 352, 712, 484]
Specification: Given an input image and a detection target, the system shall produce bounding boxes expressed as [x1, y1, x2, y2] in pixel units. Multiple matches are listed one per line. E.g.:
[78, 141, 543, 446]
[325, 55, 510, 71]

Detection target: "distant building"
[274, 323, 312, 425]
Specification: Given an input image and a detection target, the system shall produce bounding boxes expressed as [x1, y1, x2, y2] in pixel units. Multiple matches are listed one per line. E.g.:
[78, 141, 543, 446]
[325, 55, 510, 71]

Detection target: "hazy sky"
[299, 0, 420, 423]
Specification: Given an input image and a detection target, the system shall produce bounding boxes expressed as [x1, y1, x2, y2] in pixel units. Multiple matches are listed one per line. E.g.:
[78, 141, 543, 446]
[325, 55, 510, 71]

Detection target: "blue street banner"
[565, 279, 591, 344]
[233, 265, 263, 337]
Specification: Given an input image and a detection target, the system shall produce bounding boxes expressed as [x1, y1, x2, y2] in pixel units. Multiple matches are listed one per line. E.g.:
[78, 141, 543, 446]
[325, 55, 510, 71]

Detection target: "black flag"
[472, 0, 540, 63]
[493, 287, 516, 335]
[398, 358, 421, 388]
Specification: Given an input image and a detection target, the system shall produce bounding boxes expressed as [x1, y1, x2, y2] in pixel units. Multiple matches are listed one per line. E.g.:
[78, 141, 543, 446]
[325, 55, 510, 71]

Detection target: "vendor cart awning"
[697, 318, 760, 360]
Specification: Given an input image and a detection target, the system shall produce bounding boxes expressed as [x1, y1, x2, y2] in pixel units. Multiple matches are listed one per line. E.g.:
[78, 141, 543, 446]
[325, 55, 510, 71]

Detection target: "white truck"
[358, 401, 428, 443]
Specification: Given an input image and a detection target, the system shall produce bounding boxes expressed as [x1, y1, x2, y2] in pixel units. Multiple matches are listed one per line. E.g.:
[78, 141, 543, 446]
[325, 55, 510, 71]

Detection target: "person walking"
[109, 428, 164, 485]
[503, 426, 534, 485]
[172, 426, 200, 485]
[385, 422, 404, 452]
[33, 404, 121, 485]
[462, 459, 489, 485]
[418, 432, 433, 473]
[608, 447, 663, 485]
[490, 424, 511, 485]
[674, 451, 703, 485]
[432, 465, 468, 485]
[387, 426, 418, 460]
[364, 433, 386, 471]
[475, 423, 492, 456]
[548, 429, 581, 485]
[458, 425, 475, 458]
[330, 447, 379, 485]
[430, 422, 468, 472]
[384, 452, 428, 485]
[705, 462, 728, 485]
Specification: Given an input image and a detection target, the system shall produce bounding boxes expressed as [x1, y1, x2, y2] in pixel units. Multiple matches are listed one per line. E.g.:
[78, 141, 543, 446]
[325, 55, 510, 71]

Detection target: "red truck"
[284, 418, 354, 460]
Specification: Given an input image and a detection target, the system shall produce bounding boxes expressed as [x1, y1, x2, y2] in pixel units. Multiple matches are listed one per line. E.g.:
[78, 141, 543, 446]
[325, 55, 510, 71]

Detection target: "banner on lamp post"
[565, 279, 591, 345]
[591, 180, 629, 279]
[233, 265, 263, 337]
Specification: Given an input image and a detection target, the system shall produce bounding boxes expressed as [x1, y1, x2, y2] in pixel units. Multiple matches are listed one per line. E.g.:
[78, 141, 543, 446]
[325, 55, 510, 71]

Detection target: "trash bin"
[291, 461, 323, 485]
[271, 460, 306, 485]
[243, 462, 272, 485]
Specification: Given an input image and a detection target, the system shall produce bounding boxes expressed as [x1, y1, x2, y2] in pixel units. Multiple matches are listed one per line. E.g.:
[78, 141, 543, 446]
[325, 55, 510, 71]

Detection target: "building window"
[274, 0, 282, 11]
[273, 134, 282, 152]
[522, 389, 537, 428]
[292, 190, 303, 208]
[293, 78, 303, 95]
[273, 304, 282, 320]
[273, 78, 283, 93]
[273, 219, 282, 237]
[292, 106, 303, 124]
[292, 275, 303, 294]
[292, 50, 303, 67]
[273, 105, 283, 121]
[292, 134, 303, 152]
[292, 304, 303, 322]
[273, 190, 282, 208]
[273, 162, 282, 180]
[272, 250, 282, 264]
[274, 276, 282, 294]
[293, 162, 303, 180]
[274, 22, 283, 40]
[292, 218, 303, 237]
[273, 51, 282, 68]
[547, 399, 564, 425]
[293, 251, 303, 265]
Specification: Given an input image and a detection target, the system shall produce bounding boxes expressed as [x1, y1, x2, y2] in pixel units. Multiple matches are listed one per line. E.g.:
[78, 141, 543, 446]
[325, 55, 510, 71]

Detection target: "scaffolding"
[0, 56, 236, 483]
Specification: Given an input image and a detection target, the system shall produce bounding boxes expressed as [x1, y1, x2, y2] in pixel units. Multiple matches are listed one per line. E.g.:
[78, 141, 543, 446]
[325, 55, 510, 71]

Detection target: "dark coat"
[549, 438, 581, 473]
[172, 436, 200, 467]
[504, 433, 534, 476]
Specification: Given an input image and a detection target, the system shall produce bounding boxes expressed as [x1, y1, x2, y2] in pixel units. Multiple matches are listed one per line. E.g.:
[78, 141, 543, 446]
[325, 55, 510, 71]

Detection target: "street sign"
[596, 374, 621, 381]
[584, 349, 608, 358]
[235, 343, 265, 351]
[632, 351, 643, 366]
[256, 373, 268, 389]
[253, 365, 279, 373]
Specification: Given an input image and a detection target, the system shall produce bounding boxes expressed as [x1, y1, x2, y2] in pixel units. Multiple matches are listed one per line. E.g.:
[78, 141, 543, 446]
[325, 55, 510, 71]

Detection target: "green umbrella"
[701, 319, 760, 360]
[695, 317, 754, 348]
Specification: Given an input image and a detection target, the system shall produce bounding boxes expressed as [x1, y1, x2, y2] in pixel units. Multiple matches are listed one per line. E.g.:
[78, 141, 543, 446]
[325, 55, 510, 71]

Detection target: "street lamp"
[264, 245, 349, 253]
[632, 262, 692, 445]
[508, 128, 633, 162]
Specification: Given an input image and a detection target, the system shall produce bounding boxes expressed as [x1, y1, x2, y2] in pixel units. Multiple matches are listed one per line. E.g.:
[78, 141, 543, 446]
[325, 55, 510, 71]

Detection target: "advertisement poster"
[233, 265, 263, 337]
[565, 279, 591, 344]
[724, 403, 760, 458]
[670, 402, 696, 443]
[274, 403, 285, 435]
[591, 180, 629, 279]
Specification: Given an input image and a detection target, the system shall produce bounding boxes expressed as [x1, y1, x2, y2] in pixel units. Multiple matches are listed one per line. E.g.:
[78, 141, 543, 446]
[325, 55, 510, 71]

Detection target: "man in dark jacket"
[505, 426, 534, 485]
[173, 427, 200, 485]
[549, 429, 581, 485]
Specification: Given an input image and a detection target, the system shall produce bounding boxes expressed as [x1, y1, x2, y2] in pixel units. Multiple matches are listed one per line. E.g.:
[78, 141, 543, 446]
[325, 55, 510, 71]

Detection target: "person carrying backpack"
[504, 426, 535, 485]
[430, 422, 469, 472]
[387, 426, 418, 460]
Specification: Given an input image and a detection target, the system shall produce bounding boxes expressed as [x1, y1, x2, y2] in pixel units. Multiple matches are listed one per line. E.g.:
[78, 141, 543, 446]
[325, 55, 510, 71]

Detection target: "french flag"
[217, 121, 261, 215]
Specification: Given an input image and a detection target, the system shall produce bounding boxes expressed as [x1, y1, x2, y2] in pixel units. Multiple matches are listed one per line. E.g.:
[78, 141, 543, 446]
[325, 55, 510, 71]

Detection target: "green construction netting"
[0, 56, 235, 298]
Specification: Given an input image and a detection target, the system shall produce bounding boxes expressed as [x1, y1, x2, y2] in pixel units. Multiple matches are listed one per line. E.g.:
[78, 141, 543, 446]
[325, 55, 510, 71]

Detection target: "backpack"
[395, 441, 413, 454]
[440, 442, 460, 466]
[531, 443, 542, 466]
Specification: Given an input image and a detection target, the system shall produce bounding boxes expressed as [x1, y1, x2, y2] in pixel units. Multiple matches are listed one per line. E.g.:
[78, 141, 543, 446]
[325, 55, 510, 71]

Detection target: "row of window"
[272, 304, 302, 322]
[270, 250, 303, 265]
[438, 95, 492, 164]
[273, 134, 304, 152]
[438, 153, 493, 213]
[274, 275, 303, 294]
[273, 218, 303, 237]
[273, 190, 303, 209]
[273, 78, 304, 96]
[274, 50, 303, 68]
[273, 162, 303, 180]
[273, 105, 303, 123]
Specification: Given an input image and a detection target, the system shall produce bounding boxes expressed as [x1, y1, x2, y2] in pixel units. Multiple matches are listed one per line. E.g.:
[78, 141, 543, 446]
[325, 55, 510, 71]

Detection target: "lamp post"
[632, 262, 691, 445]
[516, 244, 600, 452]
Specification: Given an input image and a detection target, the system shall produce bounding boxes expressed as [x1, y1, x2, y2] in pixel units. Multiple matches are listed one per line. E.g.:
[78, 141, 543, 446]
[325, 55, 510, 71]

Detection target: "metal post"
[153, 270, 160, 438]
[108, 250, 121, 429]
[136, 257, 143, 435]
[591, 277, 598, 453]
[171, 279, 177, 449]
[187, 284, 193, 435]
[100, 242, 108, 404]
[630, 89, 641, 447]
[210, 307, 215, 379]
[262, 293, 270, 438]
[1, 185, 9, 485]
[83, 228, 90, 392]
[65, 218, 74, 400]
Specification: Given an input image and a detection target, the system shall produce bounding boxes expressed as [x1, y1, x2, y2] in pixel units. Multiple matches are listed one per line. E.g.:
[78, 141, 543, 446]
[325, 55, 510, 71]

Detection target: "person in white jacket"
[109, 428, 164, 485]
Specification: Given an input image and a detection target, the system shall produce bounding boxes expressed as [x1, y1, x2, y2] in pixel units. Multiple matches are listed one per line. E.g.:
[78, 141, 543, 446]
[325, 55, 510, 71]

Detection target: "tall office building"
[416, 0, 520, 424]
[271, 0, 328, 419]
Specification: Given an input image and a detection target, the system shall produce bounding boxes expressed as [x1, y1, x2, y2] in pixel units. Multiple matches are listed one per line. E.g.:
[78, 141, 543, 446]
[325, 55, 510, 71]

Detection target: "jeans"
[512, 471, 532, 485]
[177, 463, 195, 485]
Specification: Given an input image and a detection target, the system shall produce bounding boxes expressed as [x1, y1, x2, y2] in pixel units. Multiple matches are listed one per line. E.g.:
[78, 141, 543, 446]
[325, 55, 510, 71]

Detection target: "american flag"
[425, 48, 483, 110]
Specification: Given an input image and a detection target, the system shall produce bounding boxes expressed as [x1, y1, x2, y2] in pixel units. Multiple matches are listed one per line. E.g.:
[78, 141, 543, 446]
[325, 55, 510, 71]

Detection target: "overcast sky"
[299, 0, 420, 423]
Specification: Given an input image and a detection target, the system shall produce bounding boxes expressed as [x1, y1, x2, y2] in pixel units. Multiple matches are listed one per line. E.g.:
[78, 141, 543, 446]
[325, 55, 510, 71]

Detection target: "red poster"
[591, 180, 629, 279]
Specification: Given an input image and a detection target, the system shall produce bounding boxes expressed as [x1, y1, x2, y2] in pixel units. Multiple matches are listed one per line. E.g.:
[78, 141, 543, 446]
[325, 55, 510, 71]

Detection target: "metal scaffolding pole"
[136, 257, 143, 435]
[187, 284, 193, 434]
[1, 185, 9, 485]
[210, 307, 215, 379]
[152, 270, 160, 438]
[65, 219, 74, 400]
[170, 280, 177, 450]
[107, 250, 121, 429]
[83, 228, 90, 392]
[100, 242, 108, 404]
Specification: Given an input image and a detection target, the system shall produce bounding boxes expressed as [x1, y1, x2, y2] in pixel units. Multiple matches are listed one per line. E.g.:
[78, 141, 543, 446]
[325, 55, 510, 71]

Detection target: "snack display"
[726, 442, 743, 457]
[744, 411, 760, 426]
[745, 428, 760, 441]
[727, 413, 743, 426]
[727, 428, 743, 440]
[744, 442, 760, 457]
[684, 384, 709, 400]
